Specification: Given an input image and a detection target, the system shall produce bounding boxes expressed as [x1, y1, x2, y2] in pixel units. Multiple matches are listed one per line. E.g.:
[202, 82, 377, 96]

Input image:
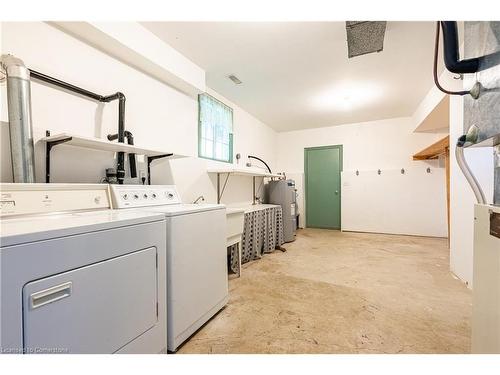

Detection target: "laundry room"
[0, 1, 499, 373]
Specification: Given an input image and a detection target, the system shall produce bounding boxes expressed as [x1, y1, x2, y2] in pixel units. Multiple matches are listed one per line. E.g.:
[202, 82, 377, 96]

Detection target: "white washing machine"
[0, 183, 167, 354]
[109, 185, 228, 352]
[472, 204, 500, 353]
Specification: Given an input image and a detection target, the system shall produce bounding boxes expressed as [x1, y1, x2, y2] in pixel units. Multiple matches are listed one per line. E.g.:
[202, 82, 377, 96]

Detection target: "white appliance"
[472, 204, 500, 353]
[109, 185, 228, 352]
[0, 183, 167, 354]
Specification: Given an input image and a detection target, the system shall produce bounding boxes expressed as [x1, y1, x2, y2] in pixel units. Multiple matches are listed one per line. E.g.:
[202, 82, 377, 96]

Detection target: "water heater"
[265, 179, 298, 243]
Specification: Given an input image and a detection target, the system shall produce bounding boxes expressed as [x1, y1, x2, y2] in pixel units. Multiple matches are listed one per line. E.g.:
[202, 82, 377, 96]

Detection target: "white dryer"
[109, 185, 228, 352]
[0, 183, 167, 354]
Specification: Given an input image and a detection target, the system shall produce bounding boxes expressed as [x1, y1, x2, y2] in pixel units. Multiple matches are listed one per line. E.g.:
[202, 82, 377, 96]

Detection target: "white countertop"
[227, 204, 281, 214]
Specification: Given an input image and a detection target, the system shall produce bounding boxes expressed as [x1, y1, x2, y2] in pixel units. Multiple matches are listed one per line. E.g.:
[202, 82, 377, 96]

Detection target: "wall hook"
[356, 170, 359, 176]
[426, 167, 431, 173]
[401, 168, 405, 174]
[377, 169, 382, 175]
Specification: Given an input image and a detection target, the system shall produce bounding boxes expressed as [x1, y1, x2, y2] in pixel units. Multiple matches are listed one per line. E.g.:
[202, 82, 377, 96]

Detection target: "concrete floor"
[179, 229, 472, 354]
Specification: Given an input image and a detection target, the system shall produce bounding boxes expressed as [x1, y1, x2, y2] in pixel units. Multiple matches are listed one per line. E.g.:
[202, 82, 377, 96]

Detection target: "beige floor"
[178, 229, 472, 354]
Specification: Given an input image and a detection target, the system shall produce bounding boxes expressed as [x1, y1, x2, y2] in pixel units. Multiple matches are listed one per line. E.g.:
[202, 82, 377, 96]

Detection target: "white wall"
[341, 167, 447, 237]
[0, 22, 277, 206]
[276, 117, 448, 236]
[411, 63, 495, 287]
[153, 87, 277, 205]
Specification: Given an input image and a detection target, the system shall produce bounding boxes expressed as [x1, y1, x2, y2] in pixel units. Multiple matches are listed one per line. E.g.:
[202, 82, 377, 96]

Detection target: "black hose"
[433, 22, 471, 96]
[248, 155, 272, 173]
[440, 22, 479, 74]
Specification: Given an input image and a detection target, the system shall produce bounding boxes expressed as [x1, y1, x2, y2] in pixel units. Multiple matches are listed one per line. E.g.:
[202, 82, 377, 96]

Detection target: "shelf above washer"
[40, 133, 187, 158]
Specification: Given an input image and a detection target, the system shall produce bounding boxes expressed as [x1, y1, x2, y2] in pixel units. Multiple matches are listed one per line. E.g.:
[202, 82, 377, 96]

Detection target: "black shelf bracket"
[147, 154, 173, 185]
[45, 130, 72, 183]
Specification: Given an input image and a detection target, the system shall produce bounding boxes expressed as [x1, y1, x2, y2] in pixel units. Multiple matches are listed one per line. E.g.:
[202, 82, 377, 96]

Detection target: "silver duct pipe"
[1, 54, 36, 183]
[455, 146, 487, 204]
[455, 126, 487, 205]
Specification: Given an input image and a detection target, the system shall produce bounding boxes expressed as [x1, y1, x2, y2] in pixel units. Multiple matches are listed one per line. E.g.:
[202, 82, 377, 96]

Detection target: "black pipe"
[29, 70, 104, 101]
[433, 22, 471, 96]
[29, 69, 128, 184]
[440, 21, 479, 74]
[115, 93, 126, 183]
[248, 155, 272, 174]
[108, 130, 137, 179]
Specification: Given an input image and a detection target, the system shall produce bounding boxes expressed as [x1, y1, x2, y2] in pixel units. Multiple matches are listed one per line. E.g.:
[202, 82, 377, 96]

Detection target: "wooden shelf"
[41, 133, 187, 159]
[207, 166, 281, 178]
[413, 136, 450, 160]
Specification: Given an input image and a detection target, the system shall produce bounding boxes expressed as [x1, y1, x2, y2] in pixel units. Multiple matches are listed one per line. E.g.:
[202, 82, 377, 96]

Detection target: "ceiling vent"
[346, 21, 387, 58]
[228, 74, 242, 85]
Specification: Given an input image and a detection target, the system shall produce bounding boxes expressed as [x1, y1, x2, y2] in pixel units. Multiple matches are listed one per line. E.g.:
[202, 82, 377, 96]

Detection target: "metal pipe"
[116, 95, 126, 183]
[217, 173, 220, 204]
[108, 130, 136, 179]
[29, 70, 103, 101]
[252, 176, 256, 205]
[1, 55, 36, 182]
[28, 69, 128, 184]
[193, 195, 205, 204]
[455, 140, 487, 205]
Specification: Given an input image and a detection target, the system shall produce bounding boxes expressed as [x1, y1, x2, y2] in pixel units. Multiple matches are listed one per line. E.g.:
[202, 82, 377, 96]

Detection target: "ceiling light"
[311, 82, 383, 112]
[228, 75, 242, 85]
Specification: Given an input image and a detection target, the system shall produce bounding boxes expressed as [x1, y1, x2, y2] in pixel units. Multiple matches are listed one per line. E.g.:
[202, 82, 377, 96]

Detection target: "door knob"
[335, 190, 339, 195]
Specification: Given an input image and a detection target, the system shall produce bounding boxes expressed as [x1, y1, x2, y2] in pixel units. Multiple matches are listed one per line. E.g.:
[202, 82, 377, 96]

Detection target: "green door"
[305, 145, 343, 229]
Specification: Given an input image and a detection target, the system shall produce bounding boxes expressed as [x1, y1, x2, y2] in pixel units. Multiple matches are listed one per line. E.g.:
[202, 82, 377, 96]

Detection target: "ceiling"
[141, 22, 439, 132]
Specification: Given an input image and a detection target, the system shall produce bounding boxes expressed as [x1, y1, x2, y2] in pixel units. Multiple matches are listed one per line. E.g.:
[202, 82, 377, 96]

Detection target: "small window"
[198, 93, 233, 163]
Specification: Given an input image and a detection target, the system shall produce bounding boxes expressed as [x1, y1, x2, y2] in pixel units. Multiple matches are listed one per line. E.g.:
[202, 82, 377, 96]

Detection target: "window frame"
[197, 93, 234, 164]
